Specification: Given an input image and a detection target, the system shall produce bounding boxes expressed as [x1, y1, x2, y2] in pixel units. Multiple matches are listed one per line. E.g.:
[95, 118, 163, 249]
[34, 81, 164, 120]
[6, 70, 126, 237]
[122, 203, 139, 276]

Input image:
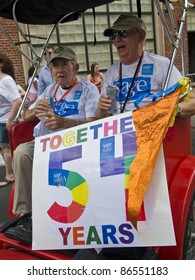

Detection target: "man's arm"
[178, 91, 195, 118]
[22, 107, 37, 121]
[23, 98, 51, 121]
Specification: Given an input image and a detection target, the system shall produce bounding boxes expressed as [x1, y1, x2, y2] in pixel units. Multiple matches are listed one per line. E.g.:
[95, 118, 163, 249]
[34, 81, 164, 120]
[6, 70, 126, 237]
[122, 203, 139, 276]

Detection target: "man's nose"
[114, 35, 123, 42]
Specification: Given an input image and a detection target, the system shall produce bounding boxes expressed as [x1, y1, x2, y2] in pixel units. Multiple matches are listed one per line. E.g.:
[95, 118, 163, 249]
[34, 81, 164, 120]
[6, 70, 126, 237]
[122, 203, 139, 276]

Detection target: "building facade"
[0, 0, 195, 88]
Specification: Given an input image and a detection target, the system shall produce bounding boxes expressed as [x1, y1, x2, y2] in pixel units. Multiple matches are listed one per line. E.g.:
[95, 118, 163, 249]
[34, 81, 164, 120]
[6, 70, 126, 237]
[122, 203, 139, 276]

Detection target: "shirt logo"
[73, 91, 82, 100]
[142, 64, 153, 75]
[114, 77, 151, 102]
[53, 99, 79, 116]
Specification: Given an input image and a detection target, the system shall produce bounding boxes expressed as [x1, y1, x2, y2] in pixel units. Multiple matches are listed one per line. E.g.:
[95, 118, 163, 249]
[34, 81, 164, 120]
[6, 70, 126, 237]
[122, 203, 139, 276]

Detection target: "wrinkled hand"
[44, 113, 75, 130]
[35, 99, 51, 118]
[98, 94, 111, 111]
[43, 113, 60, 130]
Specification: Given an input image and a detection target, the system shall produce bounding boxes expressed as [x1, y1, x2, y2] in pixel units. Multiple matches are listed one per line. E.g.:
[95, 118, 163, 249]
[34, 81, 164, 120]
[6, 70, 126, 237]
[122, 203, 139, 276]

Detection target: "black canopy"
[0, 0, 115, 24]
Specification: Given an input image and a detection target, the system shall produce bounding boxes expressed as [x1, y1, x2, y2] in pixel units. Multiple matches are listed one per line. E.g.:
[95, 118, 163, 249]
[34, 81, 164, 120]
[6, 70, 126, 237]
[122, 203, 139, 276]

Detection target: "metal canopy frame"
[0, 0, 115, 120]
[153, 0, 194, 90]
[0, 10, 79, 120]
[0, 0, 194, 120]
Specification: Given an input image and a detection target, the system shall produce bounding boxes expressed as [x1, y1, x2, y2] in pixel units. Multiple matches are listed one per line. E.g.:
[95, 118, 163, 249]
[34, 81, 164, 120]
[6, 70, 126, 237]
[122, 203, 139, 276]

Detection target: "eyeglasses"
[110, 30, 130, 41]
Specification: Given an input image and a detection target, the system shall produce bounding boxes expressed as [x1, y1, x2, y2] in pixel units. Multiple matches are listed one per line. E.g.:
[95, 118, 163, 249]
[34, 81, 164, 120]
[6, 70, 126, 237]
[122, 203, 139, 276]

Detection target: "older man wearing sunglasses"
[73, 14, 195, 260]
[97, 14, 195, 119]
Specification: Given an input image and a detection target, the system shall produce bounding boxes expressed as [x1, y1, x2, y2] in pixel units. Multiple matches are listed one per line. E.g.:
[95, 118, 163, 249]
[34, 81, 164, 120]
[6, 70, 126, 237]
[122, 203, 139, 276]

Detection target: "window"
[27, 0, 155, 77]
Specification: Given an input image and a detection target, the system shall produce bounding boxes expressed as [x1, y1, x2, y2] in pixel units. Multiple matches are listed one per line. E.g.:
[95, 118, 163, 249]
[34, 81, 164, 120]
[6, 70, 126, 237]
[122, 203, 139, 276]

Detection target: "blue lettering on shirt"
[142, 64, 153, 75]
[73, 91, 82, 100]
[52, 99, 79, 116]
[114, 77, 151, 102]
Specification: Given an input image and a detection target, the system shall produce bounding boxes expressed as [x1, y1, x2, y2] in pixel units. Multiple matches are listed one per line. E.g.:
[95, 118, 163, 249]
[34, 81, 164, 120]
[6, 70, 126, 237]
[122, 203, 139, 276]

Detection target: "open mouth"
[117, 45, 125, 51]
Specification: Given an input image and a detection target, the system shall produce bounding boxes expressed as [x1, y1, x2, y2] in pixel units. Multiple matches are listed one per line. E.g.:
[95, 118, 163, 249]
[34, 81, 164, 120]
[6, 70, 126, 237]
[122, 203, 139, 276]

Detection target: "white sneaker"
[0, 153, 5, 167]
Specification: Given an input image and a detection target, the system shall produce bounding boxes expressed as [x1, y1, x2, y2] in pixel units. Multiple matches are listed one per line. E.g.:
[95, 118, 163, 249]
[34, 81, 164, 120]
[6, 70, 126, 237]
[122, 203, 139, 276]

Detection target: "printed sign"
[32, 111, 175, 250]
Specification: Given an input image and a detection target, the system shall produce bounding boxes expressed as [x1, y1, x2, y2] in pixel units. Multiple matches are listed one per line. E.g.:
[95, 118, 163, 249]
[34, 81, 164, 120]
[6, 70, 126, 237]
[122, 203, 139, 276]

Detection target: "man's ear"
[75, 63, 79, 73]
[139, 30, 146, 42]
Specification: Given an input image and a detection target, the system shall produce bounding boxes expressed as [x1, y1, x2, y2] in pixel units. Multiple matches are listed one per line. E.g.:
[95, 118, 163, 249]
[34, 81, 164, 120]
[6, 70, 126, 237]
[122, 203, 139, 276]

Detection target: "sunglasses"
[110, 29, 138, 41]
[110, 30, 129, 41]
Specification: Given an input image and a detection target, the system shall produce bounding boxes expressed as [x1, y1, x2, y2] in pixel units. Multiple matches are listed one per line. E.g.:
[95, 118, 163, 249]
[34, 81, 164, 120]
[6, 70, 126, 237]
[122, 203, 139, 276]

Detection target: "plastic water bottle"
[45, 96, 53, 113]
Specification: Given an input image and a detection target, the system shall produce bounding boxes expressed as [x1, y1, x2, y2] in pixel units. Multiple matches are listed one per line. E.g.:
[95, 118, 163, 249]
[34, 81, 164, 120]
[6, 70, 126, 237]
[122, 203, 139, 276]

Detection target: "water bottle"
[45, 96, 53, 113]
[38, 95, 52, 121]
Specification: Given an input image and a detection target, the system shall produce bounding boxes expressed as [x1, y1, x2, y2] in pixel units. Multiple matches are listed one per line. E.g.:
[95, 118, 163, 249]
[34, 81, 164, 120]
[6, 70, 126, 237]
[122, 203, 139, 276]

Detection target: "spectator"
[4, 46, 99, 243]
[17, 84, 25, 98]
[25, 66, 38, 106]
[87, 62, 104, 93]
[0, 53, 22, 187]
[37, 45, 55, 96]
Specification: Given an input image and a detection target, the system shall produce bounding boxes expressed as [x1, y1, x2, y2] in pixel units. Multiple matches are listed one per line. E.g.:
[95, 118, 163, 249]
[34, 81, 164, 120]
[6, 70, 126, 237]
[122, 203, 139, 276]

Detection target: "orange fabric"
[128, 88, 181, 229]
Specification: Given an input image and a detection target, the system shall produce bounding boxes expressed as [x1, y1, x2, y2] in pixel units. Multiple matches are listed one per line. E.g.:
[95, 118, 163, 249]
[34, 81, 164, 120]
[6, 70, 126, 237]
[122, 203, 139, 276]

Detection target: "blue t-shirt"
[37, 65, 54, 96]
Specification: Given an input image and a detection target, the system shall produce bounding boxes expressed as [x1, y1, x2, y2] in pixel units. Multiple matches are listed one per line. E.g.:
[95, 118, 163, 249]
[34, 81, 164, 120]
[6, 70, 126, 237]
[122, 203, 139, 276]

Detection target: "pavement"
[0, 166, 12, 223]
[0, 116, 195, 224]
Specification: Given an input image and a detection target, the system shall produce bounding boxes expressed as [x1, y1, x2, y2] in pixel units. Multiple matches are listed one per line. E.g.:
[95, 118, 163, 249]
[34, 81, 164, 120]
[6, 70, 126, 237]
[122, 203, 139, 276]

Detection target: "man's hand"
[35, 99, 51, 118]
[96, 94, 112, 119]
[98, 94, 111, 111]
[43, 113, 76, 130]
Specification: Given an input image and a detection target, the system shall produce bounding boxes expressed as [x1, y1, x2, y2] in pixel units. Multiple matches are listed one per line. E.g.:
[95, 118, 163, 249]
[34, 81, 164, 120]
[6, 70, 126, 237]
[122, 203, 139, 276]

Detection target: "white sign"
[32, 111, 175, 250]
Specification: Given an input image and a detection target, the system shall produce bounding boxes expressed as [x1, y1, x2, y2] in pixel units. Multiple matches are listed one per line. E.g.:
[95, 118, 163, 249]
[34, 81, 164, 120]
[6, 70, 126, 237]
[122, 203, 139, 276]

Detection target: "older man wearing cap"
[4, 46, 99, 244]
[72, 15, 195, 260]
[97, 14, 195, 119]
